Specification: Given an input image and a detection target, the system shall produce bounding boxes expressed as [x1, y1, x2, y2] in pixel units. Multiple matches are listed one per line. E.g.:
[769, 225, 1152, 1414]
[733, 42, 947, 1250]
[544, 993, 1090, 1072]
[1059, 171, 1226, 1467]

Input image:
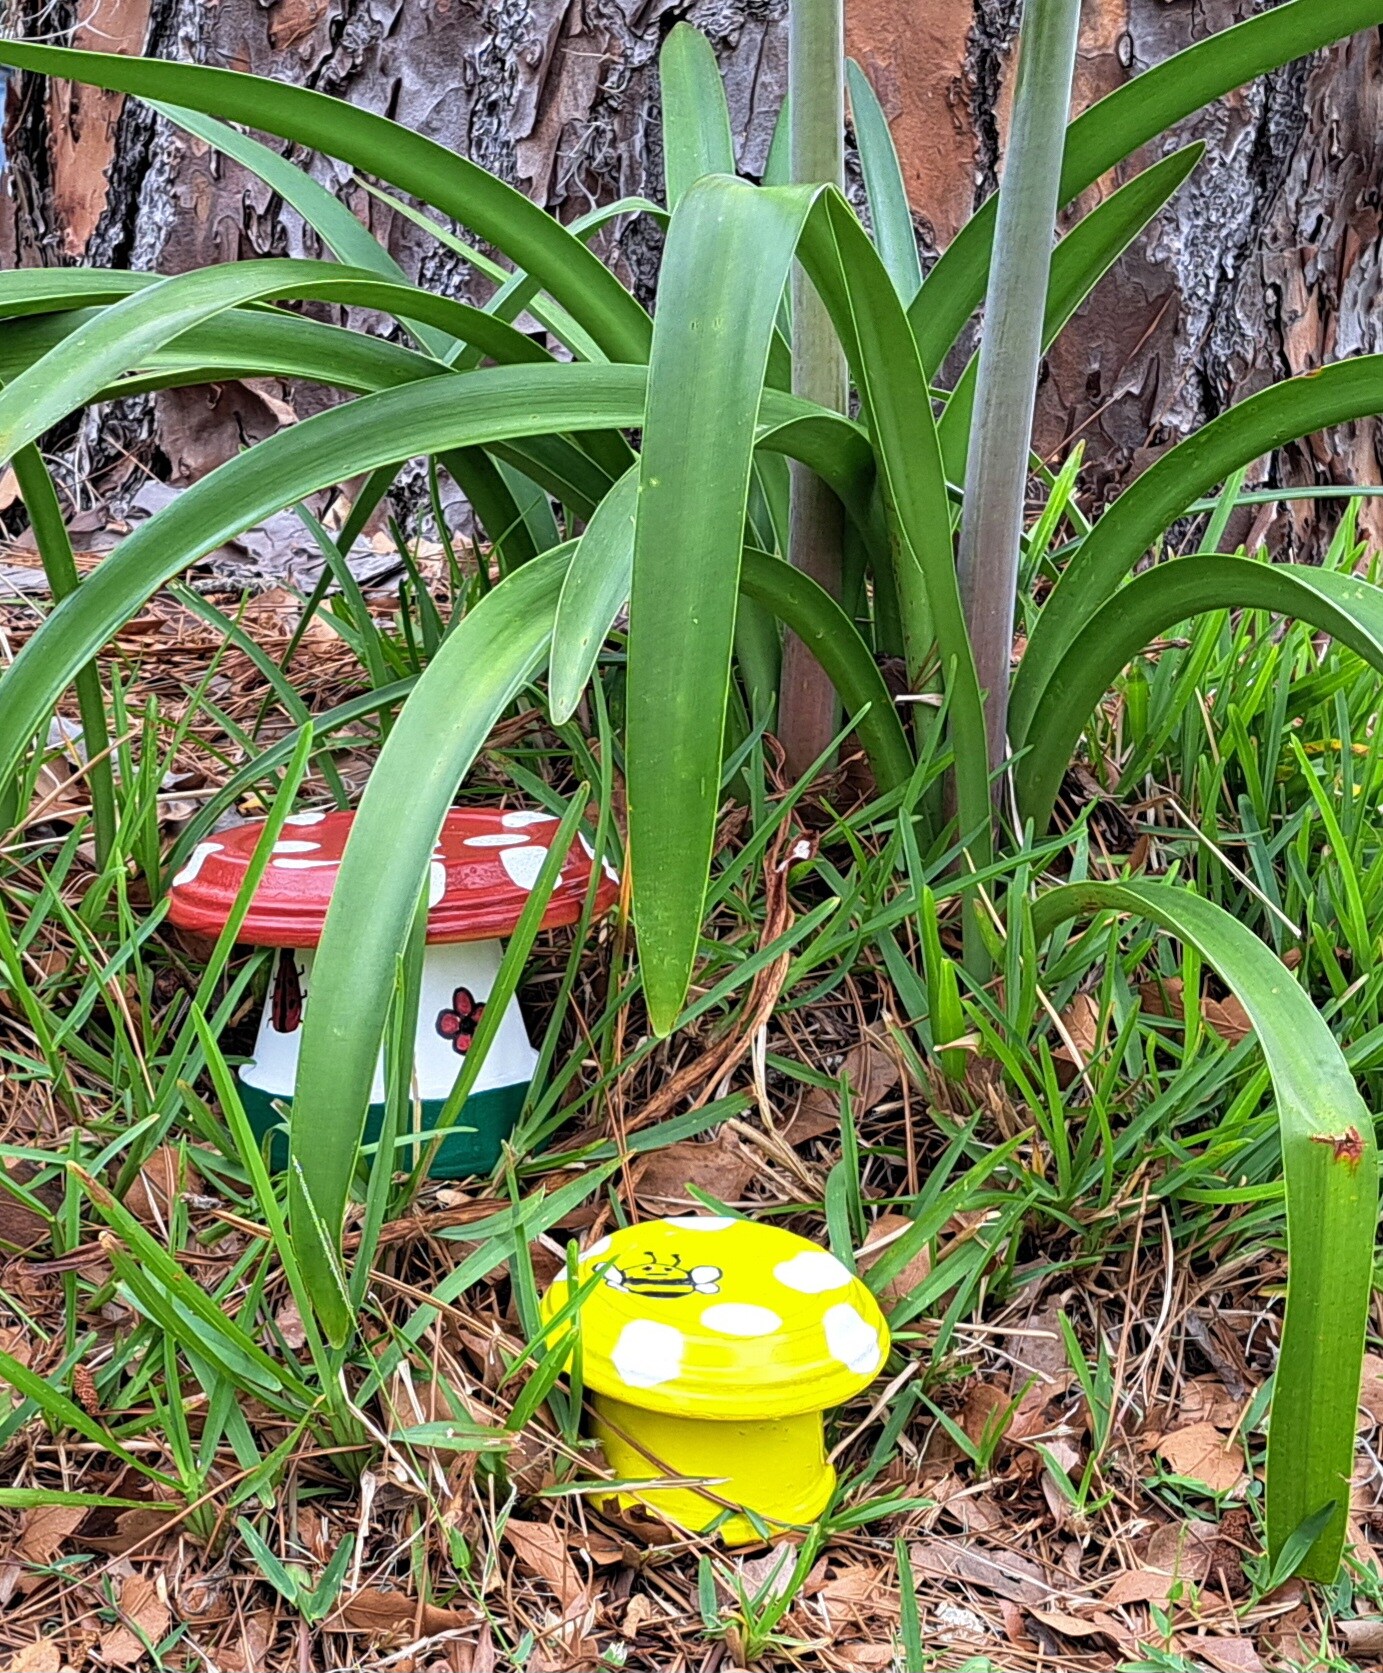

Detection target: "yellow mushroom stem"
[592, 1395, 835, 1545]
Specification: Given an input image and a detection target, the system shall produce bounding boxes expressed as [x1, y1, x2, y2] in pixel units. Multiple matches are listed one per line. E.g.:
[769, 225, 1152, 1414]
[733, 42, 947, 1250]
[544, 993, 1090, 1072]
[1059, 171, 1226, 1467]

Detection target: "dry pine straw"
[0, 576, 1382, 1672]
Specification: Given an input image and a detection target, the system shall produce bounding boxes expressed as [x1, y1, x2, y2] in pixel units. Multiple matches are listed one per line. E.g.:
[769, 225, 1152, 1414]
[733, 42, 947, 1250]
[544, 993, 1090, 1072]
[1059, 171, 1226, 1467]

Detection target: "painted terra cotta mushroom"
[166, 807, 618, 1176]
[540, 1214, 889, 1543]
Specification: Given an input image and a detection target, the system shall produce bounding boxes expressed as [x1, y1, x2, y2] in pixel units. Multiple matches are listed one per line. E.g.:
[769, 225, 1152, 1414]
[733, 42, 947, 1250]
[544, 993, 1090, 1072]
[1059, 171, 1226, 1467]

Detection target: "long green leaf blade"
[0, 41, 650, 363]
[289, 548, 573, 1339]
[549, 466, 638, 722]
[660, 25, 736, 208]
[954, 0, 1081, 771]
[148, 100, 453, 360]
[0, 363, 867, 805]
[628, 175, 820, 1032]
[1017, 555, 1383, 832]
[0, 260, 552, 467]
[845, 59, 922, 303]
[1014, 355, 1383, 744]
[938, 143, 1204, 479]
[1031, 881, 1376, 1581]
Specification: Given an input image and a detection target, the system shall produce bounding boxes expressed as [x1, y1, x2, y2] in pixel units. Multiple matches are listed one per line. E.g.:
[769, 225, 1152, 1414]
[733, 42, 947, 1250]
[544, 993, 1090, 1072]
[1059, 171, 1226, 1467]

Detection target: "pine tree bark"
[2, 0, 1380, 544]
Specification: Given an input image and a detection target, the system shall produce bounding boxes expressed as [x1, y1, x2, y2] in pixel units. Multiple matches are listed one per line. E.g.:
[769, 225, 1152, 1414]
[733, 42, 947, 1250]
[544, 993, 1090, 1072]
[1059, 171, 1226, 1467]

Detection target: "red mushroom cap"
[165, 807, 620, 947]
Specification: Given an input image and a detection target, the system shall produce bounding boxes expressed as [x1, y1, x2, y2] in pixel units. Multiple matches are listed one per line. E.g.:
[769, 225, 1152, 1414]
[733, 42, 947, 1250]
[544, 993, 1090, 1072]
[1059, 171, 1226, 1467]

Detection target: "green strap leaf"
[0, 303, 445, 396]
[148, 100, 455, 360]
[290, 545, 574, 1340]
[661, 25, 736, 208]
[845, 58, 923, 304]
[738, 548, 912, 793]
[0, 260, 552, 466]
[628, 175, 822, 1033]
[1031, 880, 1376, 1582]
[910, 0, 1383, 375]
[938, 143, 1204, 480]
[797, 192, 992, 965]
[1014, 355, 1383, 746]
[0, 359, 864, 801]
[549, 465, 639, 722]
[0, 39, 651, 363]
[953, 0, 1081, 772]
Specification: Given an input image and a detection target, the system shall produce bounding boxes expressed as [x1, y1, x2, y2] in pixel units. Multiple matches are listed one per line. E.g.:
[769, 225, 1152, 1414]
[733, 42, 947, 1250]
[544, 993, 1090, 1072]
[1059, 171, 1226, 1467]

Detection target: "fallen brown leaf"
[622, 1594, 659, 1637]
[100, 1574, 170, 1668]
[330, 1587, 477, 1638]
[1174, 1375, 1245, 1432]
[16, 1504, 84, 1570]
[0, 1163, 56, 1254]
[1338, 1616, 1383, 1656]
[1051, 993, 1106, 1085]
[125, 1145, 201, 1226]
[1029, 1608, 1106, 1639]
[908, 1538, 1052, 1605]
[1030, 1606, 1135, 1652]
[632, 1132, 756, 1210]
[216, 1611, 276, 1672]
[3, 1641, 62, 1673]
[1138, 977, 1252, 1046]
[1006, 1300, 1071, 1384]
[274, 1296, 308, 1351]
[857, 1211, 930, 1302]
[1145, 1516, 1218, 1583]
[783, 1041, 900, 1144]
[1152, 1423, 1245, 1494]
[1039, 1438, 1084, 1525]
[1102, 1567, 1177, 1609]
[80, 1506, 179, 1555]
[1359, 1353, 1383, 1427]
[1176, 1636, 1264, 1673]
[503, 1518, 587, 1611]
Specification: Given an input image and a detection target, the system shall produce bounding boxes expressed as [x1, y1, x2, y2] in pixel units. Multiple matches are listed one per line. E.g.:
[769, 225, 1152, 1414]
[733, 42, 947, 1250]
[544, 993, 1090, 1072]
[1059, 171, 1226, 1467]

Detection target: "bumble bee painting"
[602, 1251, 721, 1299]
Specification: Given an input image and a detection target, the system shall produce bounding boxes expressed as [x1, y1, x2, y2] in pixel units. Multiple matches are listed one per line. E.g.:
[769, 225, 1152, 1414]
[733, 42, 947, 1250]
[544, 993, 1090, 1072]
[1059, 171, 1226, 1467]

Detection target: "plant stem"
[780, 0, 848, 780]
[955, 0, 1082, 779]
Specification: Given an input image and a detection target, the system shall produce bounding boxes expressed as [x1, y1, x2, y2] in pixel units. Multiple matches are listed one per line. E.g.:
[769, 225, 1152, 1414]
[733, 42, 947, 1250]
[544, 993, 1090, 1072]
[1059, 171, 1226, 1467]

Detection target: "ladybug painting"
[270, 949, 305, 1034]
[603, 1251, 721, 1299]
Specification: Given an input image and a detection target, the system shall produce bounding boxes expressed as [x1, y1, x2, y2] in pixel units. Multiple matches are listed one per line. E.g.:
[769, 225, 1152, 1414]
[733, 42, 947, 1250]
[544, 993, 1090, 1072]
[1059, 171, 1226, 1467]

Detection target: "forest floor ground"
[1, 502, 1382, 1673]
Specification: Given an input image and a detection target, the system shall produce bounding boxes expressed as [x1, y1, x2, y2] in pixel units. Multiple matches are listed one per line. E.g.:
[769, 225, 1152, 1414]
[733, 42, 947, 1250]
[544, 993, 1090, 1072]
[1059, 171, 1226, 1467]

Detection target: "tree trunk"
[849, 0, 1383, 547]
[0, 0, 788, 489]
[2, 0, 1380, 545]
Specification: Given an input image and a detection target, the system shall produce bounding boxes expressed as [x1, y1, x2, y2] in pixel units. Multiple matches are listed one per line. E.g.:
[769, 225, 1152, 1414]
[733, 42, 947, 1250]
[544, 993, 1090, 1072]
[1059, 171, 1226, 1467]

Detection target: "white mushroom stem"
[240, 939, 537, 1104]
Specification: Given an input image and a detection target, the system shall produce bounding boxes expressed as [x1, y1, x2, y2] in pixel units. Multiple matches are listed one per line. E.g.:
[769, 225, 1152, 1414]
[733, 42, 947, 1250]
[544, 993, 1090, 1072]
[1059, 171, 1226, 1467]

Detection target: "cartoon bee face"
[602, 1251, 721, 1299]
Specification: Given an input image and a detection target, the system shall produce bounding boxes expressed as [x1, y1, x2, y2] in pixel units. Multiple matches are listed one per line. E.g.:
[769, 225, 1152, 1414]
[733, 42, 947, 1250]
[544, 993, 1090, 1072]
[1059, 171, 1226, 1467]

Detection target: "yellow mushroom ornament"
[541, 1215, 890, 1543]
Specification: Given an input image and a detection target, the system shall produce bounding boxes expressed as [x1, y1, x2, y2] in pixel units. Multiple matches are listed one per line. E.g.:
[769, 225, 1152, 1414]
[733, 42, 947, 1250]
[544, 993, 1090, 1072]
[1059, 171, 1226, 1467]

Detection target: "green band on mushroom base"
[237, 1079, 530, 1179]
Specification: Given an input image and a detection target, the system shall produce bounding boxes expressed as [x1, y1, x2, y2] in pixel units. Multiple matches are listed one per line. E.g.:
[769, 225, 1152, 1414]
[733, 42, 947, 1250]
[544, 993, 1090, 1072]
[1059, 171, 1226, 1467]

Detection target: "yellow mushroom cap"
[540, 1215, 890, 1420]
